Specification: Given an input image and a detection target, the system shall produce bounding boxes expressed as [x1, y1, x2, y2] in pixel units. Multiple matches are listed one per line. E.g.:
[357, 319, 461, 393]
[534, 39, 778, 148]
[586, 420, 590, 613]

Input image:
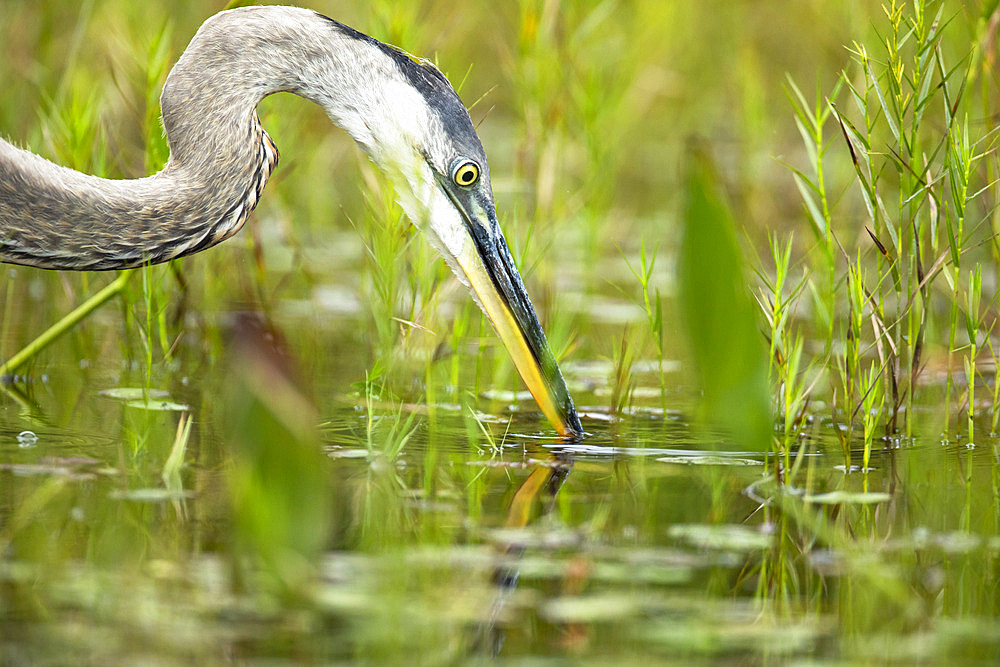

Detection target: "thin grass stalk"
[861, 361, 884, 476]
[786, 79, 840, 354]
[988, 330, 1000, 435]
[0, 272, 133, 377]
[624, 239, 666, 412]
[964, 265, 983, 442]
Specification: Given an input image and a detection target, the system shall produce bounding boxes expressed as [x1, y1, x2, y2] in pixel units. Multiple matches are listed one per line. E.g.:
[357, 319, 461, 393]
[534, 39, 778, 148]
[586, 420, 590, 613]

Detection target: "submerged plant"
[361, 361, 420, 463]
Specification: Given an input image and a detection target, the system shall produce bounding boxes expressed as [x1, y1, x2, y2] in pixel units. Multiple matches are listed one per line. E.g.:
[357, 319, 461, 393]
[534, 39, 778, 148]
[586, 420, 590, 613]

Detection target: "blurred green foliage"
[224, 315, 331, 593]
[679, 149, 771, 451]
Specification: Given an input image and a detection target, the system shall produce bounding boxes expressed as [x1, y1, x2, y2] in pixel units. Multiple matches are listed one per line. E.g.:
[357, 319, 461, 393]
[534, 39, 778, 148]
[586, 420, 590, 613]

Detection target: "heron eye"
[452, 160, 480, 187]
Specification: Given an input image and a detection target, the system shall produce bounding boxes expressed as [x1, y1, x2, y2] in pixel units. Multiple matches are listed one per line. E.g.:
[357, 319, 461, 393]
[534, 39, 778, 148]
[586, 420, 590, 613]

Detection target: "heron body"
[0, 6, 583, 437]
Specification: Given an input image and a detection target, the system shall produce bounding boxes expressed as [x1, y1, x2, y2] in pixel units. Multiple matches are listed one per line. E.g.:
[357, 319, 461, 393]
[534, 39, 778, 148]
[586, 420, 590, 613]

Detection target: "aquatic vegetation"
[774, 0, 1000, 446]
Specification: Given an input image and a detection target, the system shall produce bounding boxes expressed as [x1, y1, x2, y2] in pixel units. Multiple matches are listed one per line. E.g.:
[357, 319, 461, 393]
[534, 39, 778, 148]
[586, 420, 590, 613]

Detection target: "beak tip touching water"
[540, 356, 584, 439]
[431, 170, 583, 439]
[561, 405, 585, 440]
[457, 217, 583, 439]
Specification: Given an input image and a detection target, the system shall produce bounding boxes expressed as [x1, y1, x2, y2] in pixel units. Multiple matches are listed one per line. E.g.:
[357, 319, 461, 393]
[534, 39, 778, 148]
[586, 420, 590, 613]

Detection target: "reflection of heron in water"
[477, 455, 574, 656]
[0, 6, 582, 438]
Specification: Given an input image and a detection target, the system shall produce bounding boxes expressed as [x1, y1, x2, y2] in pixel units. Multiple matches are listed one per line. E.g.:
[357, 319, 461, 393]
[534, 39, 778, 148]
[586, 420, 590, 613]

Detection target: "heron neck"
[0, 6, 385, 271]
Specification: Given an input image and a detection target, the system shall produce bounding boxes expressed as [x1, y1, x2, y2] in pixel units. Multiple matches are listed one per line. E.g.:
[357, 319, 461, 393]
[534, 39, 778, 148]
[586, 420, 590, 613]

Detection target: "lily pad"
[125, 399, 190, 412]
[803, 491, 891, 505]
[540, 593, 643, 623]
[110, 488, 195, 502]
[668, 524, 772, 551]
[481, 388, 533, 402]
[467, 460, 530, 468]
[100, 388, 170, 400]
[657, 455, 761, 466]
[328, 448, 371, 459]
[0, 457, 116, 478]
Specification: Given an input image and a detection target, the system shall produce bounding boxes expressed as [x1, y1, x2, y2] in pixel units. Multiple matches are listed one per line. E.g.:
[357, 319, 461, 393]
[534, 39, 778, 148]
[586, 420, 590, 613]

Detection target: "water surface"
[3, 304, 1000, 664]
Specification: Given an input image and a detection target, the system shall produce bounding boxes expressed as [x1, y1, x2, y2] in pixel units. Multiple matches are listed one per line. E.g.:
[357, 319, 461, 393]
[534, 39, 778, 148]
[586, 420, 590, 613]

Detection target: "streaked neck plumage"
[0, 6, 432, 270]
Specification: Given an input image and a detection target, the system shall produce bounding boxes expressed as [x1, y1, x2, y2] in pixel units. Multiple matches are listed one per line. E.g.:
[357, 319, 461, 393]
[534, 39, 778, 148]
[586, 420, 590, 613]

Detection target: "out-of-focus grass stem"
[624, 239, 665, 411]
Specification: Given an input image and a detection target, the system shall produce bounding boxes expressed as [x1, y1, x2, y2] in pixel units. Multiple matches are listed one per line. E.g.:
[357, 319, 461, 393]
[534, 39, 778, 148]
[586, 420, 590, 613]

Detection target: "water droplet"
[17, 430, 38, 447]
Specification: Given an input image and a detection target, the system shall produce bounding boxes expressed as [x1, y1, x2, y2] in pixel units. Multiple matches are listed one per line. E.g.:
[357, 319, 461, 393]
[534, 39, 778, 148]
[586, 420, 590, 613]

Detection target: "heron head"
[317, 17, 582, 438]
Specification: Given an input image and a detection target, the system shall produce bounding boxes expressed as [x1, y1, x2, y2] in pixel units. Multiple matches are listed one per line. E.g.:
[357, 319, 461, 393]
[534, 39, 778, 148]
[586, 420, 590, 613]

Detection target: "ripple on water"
[0, 426, 118, 461]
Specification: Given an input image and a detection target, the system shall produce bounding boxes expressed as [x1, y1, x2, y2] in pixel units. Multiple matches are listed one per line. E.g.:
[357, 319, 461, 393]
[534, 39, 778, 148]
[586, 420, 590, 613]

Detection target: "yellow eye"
[452, 160, 480, 187]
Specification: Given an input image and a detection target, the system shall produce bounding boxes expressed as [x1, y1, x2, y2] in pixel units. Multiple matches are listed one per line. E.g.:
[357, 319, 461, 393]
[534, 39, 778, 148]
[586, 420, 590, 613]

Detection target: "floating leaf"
[668, 524, 772, 551]
[0, 463, 90, 477]
[110, 488, 195, 502]
[100, 388, 169, 400]
[657, 456, 762, 466]
[327, 448, 371, 459]
[125, 399, 190, 412]
[466, 460, 530, 468]
[481, 389, 534, 402]
[803, 491, 891, 505]
[0, 457, 116, 478]
[540, 594, 643, 623]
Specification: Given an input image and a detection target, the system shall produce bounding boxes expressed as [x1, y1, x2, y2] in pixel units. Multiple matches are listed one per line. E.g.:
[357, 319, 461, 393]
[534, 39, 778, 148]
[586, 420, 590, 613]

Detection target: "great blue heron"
[0, 6, 583, 437]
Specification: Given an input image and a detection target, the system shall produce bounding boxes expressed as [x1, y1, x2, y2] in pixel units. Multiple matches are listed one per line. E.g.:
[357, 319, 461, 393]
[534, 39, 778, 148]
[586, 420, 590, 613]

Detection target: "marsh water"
[3, 253, 1000, 664]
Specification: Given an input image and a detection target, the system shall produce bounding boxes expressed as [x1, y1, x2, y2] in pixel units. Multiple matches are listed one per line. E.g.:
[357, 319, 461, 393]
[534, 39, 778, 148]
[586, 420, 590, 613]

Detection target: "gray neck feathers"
[0, 6, 408, 270]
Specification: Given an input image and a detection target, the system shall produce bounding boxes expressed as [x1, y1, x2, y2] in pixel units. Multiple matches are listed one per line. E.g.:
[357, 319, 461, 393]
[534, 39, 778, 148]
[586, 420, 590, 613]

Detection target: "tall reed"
[773, 0, 1000, 452]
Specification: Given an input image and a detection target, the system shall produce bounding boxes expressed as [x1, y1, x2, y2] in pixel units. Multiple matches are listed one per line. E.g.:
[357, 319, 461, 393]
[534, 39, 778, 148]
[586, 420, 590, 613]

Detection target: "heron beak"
[442, 190, 583, 438]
